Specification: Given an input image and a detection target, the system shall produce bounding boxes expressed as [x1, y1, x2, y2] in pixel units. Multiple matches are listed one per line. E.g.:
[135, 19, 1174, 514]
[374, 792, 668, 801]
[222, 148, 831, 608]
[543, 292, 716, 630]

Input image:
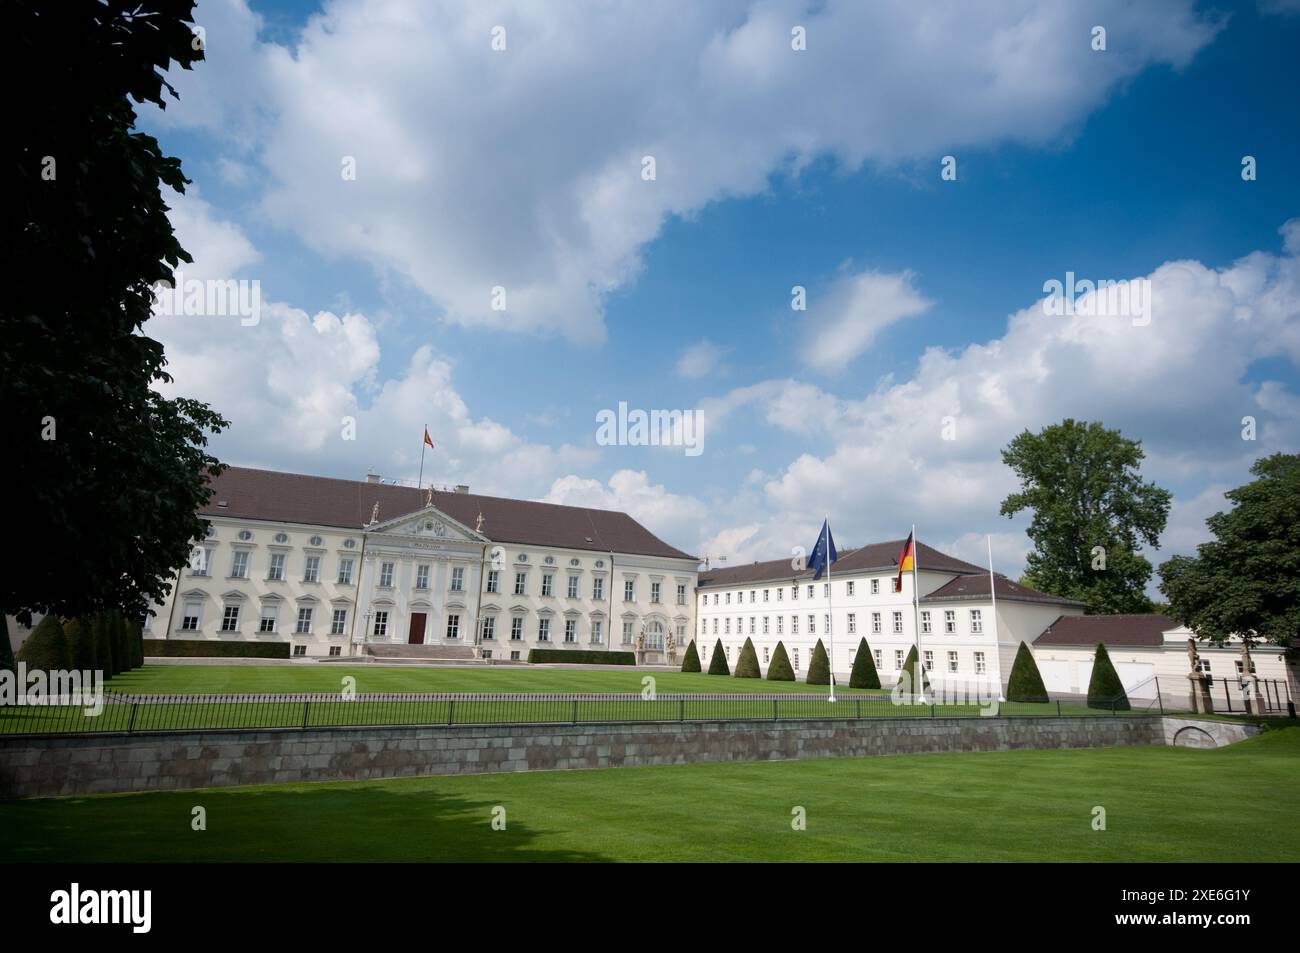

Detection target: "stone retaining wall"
[0, 715, 1174, 799]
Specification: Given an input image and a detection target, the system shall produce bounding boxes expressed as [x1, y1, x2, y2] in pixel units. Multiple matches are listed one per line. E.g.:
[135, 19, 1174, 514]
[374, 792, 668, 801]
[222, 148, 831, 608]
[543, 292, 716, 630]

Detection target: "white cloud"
[543, 470, 707, 550]
[676, 340, 725, 379]
[802, 269, 932, 372]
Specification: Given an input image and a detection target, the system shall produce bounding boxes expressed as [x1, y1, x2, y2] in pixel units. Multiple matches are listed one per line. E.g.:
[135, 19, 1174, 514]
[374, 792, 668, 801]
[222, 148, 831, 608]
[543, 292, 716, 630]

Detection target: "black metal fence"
[0, 689, 1154, 737]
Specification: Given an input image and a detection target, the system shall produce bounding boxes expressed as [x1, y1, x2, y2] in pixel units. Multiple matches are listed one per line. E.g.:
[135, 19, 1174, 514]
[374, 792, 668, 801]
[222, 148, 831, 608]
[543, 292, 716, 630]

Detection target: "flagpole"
[418, 423, 428, 490]
[988, 534, 1004, 703]
[826, 516, 835, 703]
[912, 523, 926, 704]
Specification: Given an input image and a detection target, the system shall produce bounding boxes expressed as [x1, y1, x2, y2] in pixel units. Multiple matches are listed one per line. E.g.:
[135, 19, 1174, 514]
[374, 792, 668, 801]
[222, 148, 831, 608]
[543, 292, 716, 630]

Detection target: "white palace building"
[138, 465, 1297, 701]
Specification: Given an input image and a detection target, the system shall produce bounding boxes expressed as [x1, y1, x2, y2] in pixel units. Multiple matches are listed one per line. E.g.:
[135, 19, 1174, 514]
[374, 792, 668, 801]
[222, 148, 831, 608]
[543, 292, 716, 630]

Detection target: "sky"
[141, 0, 1300, 585]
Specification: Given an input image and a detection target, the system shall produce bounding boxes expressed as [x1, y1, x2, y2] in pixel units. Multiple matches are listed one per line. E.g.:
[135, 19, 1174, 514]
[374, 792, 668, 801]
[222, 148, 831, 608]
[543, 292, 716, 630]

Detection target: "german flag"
[896, 531, 915, 592]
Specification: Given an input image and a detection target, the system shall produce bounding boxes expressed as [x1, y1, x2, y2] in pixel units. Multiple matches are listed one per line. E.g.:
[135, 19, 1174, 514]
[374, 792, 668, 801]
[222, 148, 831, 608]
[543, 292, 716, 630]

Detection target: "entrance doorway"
[408, 612, 427, 645]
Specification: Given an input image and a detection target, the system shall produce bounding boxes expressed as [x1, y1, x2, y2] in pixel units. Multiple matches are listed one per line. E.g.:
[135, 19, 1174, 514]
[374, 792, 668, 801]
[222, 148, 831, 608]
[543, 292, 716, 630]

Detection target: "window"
[372, 611, 388, 638]
[677, 583, 686, 605]
[870, 578, 880, 595]
[712, 619, 718, 634]
[328, 646, 341, 657]
[776, 615, 784, 634]
[651, 582, 661, 603]
[486, 570, 500, 594]
[894, 649, 905, 669]
[763, 589, 770, 602]
[379, 562, 394, 587]
[975, 651, 986, 674]
[724, 618, 731, 634]
[331, 609, 348, 635]
[564, 619, 577, 643]
[446, 614, 460, 639]
[541, 573, 554, 597]
[700, 619, 706, 635]
[567, 575, 580, 598]
[793, 648, 800, 671]
[763, 646, 770, 664]
[510, 617, 523, 641]
[892, 577, 902, 593]
[304, 556, 320, 583]
[944, 610, 956, 634]
[823, 584, 829, 598]
[230, 551, 249, 579]
[295, 607, 313, 634]
[624, 580, 635, 601]
[293, 645, 307, 657]
[807, 585, 814, 599]
[777, 588, 783, 602]
[713, 593, 719, 605]
[970, 609, 983, 634]
[189, 548, 210, 576]
[872, 612, 882, 634]
[750, 590, 757, 603]
[510, 650, 520, 661]
[338, 558, 354, 585]
[792, 585, 798, 601]
[873, 649, 882, 668]
[808, 614, 816, 634]
[893, 611, 903, 634]
[725, 645, 731, 659]
[222, 604, 241, 632]
[538, 618, 551, 642]
[514, 572, 527, 595]
[762, 616, 770, 634]
[481, 617, 496, 641]
[725, 593, 731, 605]
[415, 564, 431, 590]
[921, 611, 932, 634]
[747, 617, 754, 635]
[923, 650, 934, 672]
[591, 620, 603, 644]
[181, 603, 201, 631]
[267, 552, 285, 581]
[593, 577, 605, 600]
[259, 606, 277, 633]
[450, 567, 465, 592]
[847, 580, 855, 596]
[947, 651, 959, 673]
[791, 616, 799, 635]
[1197, 658, 1211, 674]
[623, 621, 634, 645]
[847, 612, 856, 634]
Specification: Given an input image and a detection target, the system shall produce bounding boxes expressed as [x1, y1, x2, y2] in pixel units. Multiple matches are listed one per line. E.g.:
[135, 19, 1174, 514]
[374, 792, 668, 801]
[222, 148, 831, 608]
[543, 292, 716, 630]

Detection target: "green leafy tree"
[63, 617, 97, 673]
[111, 611, 131, 674]
[735, 638, 761, 678]
[15, 616, 70, 672]
[680, 639, 701, 673]
[128, 617, 145, 668]
[767, 641, 795, 681]
[849, 638, 881, 689]
[1087, 643, 1130, 710]
[806, 638, 830, 685]
[1006, 641, 1049, 702]
[2, 1, 228, 630]
[1000, 420, 1171, 613]
[94, 613, 115, 678]
[1160, 453, 1300, 659]
[896, 645, 930, 694]
[707, 638, 730, 676]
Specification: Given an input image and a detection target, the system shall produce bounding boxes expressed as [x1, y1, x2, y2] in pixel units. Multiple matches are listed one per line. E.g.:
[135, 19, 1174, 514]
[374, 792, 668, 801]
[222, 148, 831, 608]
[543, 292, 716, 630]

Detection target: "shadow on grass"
[0, 780, 611, 863]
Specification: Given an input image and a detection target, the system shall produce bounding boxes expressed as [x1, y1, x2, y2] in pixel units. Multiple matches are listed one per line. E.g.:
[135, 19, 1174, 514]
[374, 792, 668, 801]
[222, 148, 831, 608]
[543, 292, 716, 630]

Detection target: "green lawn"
[3, 726, 1297, 862]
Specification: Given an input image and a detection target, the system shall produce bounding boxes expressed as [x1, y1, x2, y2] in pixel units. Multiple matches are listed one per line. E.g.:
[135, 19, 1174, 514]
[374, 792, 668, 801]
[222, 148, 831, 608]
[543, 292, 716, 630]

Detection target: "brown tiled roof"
[200, 467, 696, 561]
[1033, 613, 1178, 647]
[697, 540, 985, 588]
[921, 573, 1086, 607]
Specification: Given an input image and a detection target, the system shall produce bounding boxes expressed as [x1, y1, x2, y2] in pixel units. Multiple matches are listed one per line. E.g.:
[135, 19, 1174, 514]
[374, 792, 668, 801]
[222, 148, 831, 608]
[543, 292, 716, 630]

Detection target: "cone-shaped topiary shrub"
[735, 637, 761, 678]
[128, 617, 145, 668]
[1087, 642, 1130, 710]
[1006, 640, 1049, 702]
[849, 637, 881, 689]
[806, 638, 830, 685]
[16, 615, 70, 672]
[896, 644, 930, 694]
[63, 617, 97, 673]
[767, 641, 795, 681]
[0, 614, 16, 676]
[707, 638, 730, 676]
[109, 610, 128, 675]
[681, 639, 701, 673]
[94, 612, 115, 679]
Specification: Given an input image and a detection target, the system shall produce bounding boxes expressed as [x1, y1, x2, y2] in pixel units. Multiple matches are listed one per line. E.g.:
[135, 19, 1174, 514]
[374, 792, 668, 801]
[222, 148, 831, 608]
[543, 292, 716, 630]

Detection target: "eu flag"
[808, 519, 838, 581]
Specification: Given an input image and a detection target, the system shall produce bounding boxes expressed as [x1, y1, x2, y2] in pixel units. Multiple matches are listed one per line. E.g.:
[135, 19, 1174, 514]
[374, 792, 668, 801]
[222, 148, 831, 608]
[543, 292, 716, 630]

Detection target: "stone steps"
[363, 643, 477, 661]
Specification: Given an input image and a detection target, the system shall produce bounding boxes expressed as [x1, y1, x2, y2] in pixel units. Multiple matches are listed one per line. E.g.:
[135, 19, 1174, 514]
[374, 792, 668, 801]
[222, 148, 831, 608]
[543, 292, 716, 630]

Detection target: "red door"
[407, 613, 427, 645]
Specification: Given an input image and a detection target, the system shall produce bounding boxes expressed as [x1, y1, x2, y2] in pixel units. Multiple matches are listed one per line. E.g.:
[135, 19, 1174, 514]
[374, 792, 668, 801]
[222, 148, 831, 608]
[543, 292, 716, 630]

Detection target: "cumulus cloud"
[802, 269, 932, 372]
[543, 470, 707, 551]
[676, 340, 725, 379]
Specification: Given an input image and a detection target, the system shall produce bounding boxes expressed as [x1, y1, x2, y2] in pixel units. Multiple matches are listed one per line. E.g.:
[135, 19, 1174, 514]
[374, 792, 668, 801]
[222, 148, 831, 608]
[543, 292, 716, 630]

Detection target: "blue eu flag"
[808, 519, 837, 581]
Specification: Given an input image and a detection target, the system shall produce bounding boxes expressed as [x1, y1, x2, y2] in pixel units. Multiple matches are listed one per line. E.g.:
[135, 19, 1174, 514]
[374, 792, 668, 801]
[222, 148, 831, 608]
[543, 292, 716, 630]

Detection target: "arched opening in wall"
[645, 620, 664, 652]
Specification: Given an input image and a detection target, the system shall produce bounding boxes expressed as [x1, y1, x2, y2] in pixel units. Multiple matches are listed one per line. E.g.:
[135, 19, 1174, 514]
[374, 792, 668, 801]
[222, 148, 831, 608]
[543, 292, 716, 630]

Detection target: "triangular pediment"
[368, 504, 487, 543]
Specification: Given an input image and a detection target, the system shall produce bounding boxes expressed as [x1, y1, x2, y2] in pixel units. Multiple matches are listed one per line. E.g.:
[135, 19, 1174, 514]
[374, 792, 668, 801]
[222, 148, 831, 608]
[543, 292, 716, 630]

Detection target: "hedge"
[143, 639, 292, 659]
[849, 637, 881, 689]
[735, 638, 761, 678]
[63, 617, 97, 673]
[680, 639, 701, 673]
[767, 641, 794, 681]
[1087, 642, 1130, 710]
[527, 649, 636, 665]
[16, 615, 69, 671]
[707, 638, 730, 675]
[806, 638, 830, 685]
[94, 613, 115, 676]
[1006, 640, 1049, 702]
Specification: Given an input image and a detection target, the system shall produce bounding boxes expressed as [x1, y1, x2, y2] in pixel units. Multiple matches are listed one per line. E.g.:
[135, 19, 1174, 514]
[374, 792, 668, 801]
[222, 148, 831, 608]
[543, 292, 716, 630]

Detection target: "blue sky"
[142, 0, 1300, 579]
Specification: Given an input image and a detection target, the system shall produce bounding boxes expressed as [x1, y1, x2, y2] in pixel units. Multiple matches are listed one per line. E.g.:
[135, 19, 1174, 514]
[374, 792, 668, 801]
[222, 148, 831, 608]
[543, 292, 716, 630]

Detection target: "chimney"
[454, 484, 469, 494]
[365, 472, 381, 484]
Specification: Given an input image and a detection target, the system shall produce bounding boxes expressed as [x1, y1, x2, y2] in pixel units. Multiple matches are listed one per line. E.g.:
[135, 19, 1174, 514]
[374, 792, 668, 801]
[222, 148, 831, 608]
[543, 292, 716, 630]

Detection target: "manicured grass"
[4, 727, 1298, 862]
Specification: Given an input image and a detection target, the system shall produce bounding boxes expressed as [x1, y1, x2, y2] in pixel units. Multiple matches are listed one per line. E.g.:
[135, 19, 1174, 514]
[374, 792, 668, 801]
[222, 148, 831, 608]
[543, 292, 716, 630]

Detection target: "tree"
[63, 617, 97, 673]
[1006, 641, 1049, 702]
[128, 617, 145, 668]
[896, 645, 930, 694]
[707, 639, 730, 676]
[806, 639, 830, 685]
[849, 638, 881, 689]
[1087, 643, 1130, 710]
[2, 1, 228, 630]
[735, 638, 761, 678]
[0, 616, 15, 676]
[94, 613, 115, 678]
[767, 642, 795, 681]
[680, 639, 701, 673]
[15, 616, 70, 672]
[1160, 453, 1300, 659]
[111, 611, 131, 674]
[999, 420, 1171, 614]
